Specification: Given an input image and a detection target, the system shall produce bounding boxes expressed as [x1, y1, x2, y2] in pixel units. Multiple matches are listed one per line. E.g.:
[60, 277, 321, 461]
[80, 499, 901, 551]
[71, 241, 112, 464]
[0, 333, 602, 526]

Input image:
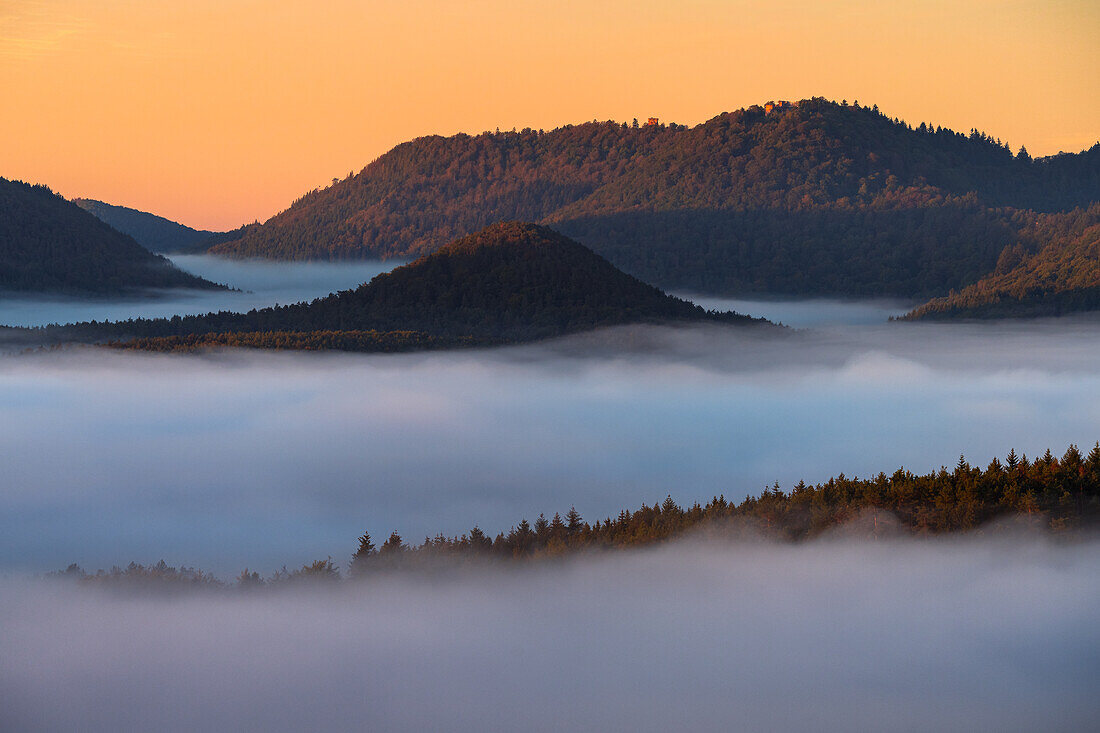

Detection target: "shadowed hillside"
[73, 198, 221, 254]
[1, 178, 223, 296]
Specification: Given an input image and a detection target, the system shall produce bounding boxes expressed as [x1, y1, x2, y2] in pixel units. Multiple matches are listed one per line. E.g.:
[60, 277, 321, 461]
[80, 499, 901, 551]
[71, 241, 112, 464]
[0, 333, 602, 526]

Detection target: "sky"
[2, 0, 1097, 231]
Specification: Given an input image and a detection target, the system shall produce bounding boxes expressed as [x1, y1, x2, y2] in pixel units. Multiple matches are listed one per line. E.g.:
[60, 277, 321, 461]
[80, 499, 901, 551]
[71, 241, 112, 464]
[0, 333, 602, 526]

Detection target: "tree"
[1087, 442, 1100, 478]
[468, 525, 492, 552]
[534, 513, 550, 541]
[566, 506, 583, 535]
[380, 531, 406, 556]
[349, 530, 377, 576]
[236, 569, 263, 588]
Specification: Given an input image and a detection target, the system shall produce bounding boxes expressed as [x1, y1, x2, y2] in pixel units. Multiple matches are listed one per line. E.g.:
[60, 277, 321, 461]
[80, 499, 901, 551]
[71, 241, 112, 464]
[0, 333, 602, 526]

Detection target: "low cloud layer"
[2, 535, 1097, 732]
[1, 256, 398, 327]
[1, 315, 1099, 574]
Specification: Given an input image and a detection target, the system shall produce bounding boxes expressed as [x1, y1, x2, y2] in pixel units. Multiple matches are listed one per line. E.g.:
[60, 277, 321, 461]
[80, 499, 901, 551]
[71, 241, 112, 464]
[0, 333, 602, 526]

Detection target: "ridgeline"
[1, 178, 223, 296]
[73, 199, 222, 254]
[204, 98, 1099, 313]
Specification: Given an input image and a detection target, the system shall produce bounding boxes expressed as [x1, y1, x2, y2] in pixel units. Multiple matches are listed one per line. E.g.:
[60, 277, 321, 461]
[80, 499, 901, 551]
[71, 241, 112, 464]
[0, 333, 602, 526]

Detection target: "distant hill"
[0, 178, 224, 296]
[207, 98, 1099, 302]
[72, 198, 221, 253]
[52, 222, 764, 349]
[903, 205, 1100, 319]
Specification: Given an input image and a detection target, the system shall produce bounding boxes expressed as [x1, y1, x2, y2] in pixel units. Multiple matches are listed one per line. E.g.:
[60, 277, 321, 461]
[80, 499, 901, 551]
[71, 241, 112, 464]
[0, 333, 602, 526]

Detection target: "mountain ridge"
[73, 198, 222, 254]
[0, 178, 224, 296]
[205, 98, 1099, 306]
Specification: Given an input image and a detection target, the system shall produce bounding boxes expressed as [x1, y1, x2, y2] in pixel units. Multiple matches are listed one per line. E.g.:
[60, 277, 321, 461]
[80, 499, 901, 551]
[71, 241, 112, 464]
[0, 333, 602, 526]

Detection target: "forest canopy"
[205, 99, 1100, 307]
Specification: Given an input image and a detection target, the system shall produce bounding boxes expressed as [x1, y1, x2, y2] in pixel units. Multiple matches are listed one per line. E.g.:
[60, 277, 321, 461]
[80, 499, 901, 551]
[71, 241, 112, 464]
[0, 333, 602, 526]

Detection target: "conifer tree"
[380, 531, 405, 556]
[349, 530, 377, 576]
[565, 506, 583, 535]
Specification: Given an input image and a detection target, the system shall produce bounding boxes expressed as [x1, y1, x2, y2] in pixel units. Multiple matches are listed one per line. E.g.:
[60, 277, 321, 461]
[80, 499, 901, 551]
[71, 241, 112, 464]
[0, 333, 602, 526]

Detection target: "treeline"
[0, 178, 223, 296]
[206, 98, 1100, 302]
[110, 330, 488, 353]
[904, 204, 1100, 319]
[57, 443, 1100, 590]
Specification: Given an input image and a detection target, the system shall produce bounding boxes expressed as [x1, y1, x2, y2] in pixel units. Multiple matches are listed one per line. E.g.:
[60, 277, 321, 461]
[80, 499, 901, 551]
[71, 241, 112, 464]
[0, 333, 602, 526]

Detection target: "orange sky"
[2, 0, 1097, 231]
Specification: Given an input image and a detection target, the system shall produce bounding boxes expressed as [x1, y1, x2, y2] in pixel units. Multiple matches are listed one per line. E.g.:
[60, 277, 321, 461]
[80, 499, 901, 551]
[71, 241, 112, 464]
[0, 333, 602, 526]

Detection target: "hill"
[0, 179, 223, 296]
[54, 222, 763, 349]
[207, 98, 1099, 300]
[903, 205, 1100, 319]
[72, 199, 222, 254]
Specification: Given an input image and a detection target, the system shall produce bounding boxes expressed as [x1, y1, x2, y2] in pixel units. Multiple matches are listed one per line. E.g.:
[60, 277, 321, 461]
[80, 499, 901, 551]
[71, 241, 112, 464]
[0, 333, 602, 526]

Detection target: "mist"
[1, 315, 1099, 575]
[2, 535, 1097, 732]
[0, 256, 400, 327]
[674, 292, 915, 327]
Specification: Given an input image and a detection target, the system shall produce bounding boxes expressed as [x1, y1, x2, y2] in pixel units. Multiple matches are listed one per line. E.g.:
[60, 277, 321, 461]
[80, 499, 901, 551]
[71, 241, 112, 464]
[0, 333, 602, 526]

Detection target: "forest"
[111, 329, 485, 352]
[0, 178, 222, 295]
[903, 203, 1100, 318]
[73, 199, 220, 254]
[205, 99, 1100, 305]
[43, 222, 764, 348]
[55, 442, 1100, 590]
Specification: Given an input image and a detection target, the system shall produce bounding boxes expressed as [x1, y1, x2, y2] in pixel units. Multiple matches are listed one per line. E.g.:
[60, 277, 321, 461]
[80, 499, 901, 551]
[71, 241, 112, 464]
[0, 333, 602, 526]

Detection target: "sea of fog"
[2, 311, 1100, 574]
[2, 536, 1097, 732]
[3, 261, 1100, 730]
[0, 255, 400, 327]
[674, 292, 916, 326]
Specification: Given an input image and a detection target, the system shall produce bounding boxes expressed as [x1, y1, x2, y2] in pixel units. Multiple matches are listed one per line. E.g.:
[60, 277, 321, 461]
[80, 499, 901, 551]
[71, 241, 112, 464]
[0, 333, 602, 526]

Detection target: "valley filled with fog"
[3, 260, 1100, 731]
[2, 536, 1097, 732]
[0, 256, 399, 328]
[2, 270, 1099, 573]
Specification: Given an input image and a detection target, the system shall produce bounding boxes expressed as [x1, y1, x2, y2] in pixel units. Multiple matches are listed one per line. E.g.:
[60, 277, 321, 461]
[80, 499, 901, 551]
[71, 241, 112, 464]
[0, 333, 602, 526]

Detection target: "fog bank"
[674, 292, 914, 326]
[0, 256, 399, 327]
[2, 536, 1097, 732]
[1, 317, 1099, 574]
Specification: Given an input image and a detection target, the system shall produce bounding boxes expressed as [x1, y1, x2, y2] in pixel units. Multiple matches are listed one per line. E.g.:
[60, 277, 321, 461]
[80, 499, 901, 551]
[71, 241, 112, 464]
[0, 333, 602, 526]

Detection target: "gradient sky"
[2, 0, 1097, 231]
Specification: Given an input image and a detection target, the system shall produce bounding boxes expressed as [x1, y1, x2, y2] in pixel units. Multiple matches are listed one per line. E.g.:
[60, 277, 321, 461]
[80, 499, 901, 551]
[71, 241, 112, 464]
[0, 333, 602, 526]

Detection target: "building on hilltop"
[764, 100, 794, 115]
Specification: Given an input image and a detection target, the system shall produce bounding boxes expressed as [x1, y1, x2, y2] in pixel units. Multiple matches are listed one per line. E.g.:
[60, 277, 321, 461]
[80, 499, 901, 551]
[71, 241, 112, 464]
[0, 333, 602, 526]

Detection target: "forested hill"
[0, 179, 223, 296]
[207, 98, 1099, 299]
[73, 198, 220, 254]
[903, 205, 1100, 319]
[55, 222, 762, 348]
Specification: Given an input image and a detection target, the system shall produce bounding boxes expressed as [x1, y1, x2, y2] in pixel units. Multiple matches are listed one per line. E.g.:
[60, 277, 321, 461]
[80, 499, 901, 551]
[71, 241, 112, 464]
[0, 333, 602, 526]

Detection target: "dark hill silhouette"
[72, 199, 221, 254]
[0, 178, 223, 296]
[49, 222, 763, 350]
[207, 98, 1099, 301]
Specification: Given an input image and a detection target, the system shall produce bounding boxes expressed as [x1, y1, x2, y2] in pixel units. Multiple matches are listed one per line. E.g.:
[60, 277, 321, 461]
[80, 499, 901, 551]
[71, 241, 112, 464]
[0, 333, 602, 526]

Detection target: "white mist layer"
[1, 317, 1099, 574]
[674, 292, 915, 326]
[0, 256, 399, 327]
[2, 536, 1097, 732]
